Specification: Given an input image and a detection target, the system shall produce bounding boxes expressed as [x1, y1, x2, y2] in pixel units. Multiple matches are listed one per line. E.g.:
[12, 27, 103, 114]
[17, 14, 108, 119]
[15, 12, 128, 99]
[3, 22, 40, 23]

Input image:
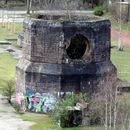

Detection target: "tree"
[30, 0, 81, 21]
[93, 74, 130, 130]
[81, 0, 102, 8]
[27, 0, 32, 14]
[118, 0, 124, 51]
[91, 75, 117, 129]
[2, 80, 15, 104]
[5, 0, 8, 4]
[30, 0, 81, 12]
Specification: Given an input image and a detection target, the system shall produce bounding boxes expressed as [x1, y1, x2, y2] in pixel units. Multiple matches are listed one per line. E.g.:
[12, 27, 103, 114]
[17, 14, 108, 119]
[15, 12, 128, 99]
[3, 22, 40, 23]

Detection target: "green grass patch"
[111, 39, 130, 82]
[112, 21, 130, 35]
[0, 23, 23, 41]
[105, 13, 130, 83]
[0, 87, 3, 94]
[105, 13, 130, 35]
[22, 116, 104, 130]
[0, 22, 22, 86]
[12, 42, 22, 50]
[16, 111, 24, 115]
[0, 109, 7, 113]
[118, 93, 130, 106]
[0, 45, 7, 48]
[0, 53, 18, 86]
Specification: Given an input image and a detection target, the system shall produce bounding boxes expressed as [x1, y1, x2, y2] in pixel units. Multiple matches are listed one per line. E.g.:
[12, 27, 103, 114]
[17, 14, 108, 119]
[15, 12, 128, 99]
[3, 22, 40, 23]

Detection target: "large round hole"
[66, 34, 89, 59]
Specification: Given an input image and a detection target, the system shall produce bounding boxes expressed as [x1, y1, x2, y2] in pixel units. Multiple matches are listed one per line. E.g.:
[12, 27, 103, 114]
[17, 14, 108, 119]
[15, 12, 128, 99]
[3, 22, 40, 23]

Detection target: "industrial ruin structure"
[16, 14, 117, 97]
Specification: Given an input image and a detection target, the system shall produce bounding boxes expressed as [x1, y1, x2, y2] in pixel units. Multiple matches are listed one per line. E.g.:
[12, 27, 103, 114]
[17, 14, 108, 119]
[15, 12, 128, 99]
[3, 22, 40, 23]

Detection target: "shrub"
[51, 93, 90, 127]
[11, 102, 24, 114]
[2, 80, 15, 104]
[94, 6, 104, 16]
[12, 102, 21, 113]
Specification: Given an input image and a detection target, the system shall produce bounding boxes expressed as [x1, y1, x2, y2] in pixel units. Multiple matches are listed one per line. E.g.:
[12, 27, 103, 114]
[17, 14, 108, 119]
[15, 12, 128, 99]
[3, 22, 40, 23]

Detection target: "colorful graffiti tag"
[16, 90, 58, 113]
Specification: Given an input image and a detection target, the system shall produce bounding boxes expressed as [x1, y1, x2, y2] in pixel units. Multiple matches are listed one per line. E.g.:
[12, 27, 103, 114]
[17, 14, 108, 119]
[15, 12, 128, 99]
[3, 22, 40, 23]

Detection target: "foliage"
[22, 115, 104, 130]
[89, 105, 102, 125]
[2, 79, 15, 104]
[108, 2, 129, 23]
[94, 6, 104, 16]
[82, 0, 91, 4]
[51, 93, 90, 127]
[81, 0, 103, 6]
[12, 103, 24, 114]
[31, 0, 69, 10]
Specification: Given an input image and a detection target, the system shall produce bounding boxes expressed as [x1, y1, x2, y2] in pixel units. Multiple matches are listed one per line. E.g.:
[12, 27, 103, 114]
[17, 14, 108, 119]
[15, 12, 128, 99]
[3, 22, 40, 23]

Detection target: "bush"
[2, 80, 15, 104]
[12, 102, 24, 114]
[51, 93, 90, 127]
[94, 6, 104, 16]
[12, 102, 21, 113]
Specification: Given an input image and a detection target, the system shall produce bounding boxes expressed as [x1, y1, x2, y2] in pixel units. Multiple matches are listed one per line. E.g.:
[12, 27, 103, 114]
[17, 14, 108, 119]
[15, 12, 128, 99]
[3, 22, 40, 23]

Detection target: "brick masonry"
[16, 15, 117, 96]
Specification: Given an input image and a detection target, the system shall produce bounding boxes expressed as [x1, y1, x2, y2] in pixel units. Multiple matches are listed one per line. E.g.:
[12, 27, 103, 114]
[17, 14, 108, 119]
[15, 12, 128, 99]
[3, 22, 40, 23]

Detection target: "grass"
[111, 39, 130, 83]
[0, 109, 7, 113]
[22, 116, 104, 130]
[0, 23, 23, 41]
[0, 53, 18, 86]
[12, 42, 22, 50]
[118, 93, 130, 106]
[106, 13, 130, 83]
[0, 87, 3, 94]
[105, 13, 130, 35]
[0, 23, 22, 87]
[0, 45, 7, 48]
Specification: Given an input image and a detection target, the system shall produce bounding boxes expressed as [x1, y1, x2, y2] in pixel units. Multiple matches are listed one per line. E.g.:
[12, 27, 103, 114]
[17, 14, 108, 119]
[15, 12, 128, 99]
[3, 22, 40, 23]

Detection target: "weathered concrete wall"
[17, 33, 24, 47]
[22, 17, 111, 64]
[16, 15, 116, 96]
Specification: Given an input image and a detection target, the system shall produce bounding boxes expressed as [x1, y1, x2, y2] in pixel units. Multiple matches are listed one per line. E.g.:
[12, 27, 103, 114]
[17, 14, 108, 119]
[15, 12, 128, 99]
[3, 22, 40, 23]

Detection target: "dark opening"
[66, 34, 89, 59]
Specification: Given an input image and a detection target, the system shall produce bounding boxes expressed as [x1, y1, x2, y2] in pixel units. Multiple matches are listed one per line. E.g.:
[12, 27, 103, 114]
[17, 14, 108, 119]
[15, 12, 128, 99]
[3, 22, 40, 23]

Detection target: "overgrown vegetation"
[12, 102, 24, 114]
[22, 115, 104, 130]
[2, 79, 15, 104]
[21, 92, 130, 130]
[51, 93, 90, 128]
[94, 6, 104, 16]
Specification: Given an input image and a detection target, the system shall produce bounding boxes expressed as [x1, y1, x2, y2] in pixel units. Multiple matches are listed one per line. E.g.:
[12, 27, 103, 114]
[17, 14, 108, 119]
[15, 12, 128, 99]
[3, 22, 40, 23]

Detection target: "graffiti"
[16, 92, 26, 111]
[16, 91, 58, 113]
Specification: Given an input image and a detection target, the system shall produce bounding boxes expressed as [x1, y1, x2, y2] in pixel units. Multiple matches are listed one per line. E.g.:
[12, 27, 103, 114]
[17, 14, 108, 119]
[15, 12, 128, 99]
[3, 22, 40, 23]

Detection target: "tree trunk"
[91, 0, 94, 8]
[27, 0, 31, 14]
[105, 97, 108, 130]
[5, 0, 8, 4]
[8, 99, 11, 104]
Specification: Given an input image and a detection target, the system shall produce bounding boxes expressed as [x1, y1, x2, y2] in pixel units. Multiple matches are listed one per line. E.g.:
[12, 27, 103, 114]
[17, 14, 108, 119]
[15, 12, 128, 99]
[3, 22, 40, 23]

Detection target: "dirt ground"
[0, 95, 35, 130]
